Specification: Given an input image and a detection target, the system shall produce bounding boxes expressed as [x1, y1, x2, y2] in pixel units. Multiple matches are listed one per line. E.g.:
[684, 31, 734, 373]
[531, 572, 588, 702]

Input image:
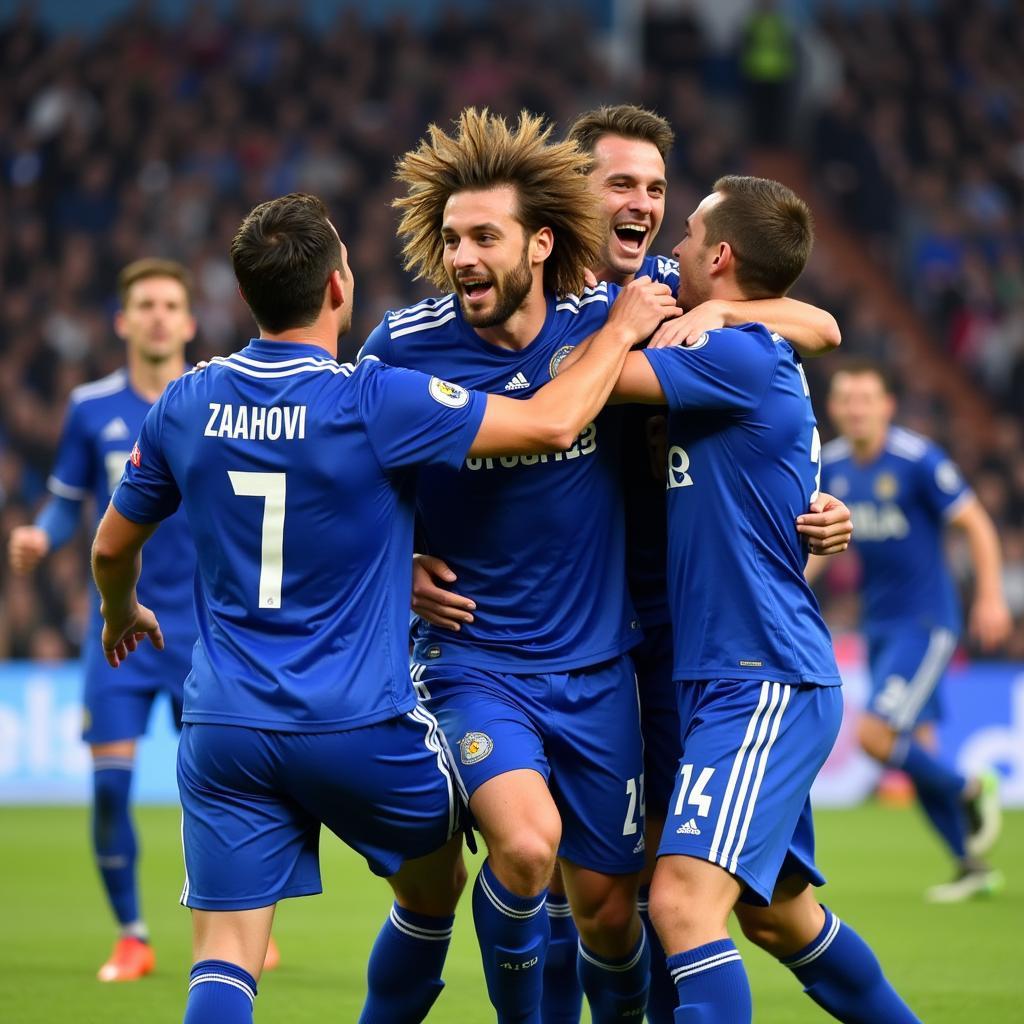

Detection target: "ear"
[327, 268, 346, 309]
[113, 310, 128, 341]
[529, 226, 554, 266]
[708, 241, 733, 277]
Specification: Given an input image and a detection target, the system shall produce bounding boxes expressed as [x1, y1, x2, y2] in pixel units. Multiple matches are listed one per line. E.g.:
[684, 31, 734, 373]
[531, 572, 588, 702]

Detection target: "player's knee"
[489, 828, 560, 896]
[573, 885, 640, 950]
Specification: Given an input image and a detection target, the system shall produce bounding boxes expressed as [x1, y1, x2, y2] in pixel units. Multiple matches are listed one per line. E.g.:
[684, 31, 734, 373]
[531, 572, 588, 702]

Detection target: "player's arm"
[948, 496, 1013, 650]
[467, 277, 679, 455]
[92, 506, 164, 667]
[8, 496, 82, 573]
[649, 297, 841, 357]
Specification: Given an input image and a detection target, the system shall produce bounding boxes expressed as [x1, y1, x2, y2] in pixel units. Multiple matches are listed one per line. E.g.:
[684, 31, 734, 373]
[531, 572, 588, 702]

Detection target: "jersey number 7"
[228, 471, 287, 609]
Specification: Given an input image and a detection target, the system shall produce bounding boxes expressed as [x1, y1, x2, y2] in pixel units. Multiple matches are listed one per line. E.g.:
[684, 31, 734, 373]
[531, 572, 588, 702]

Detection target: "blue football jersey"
[111, 340, 486, 732]
[360, 286, 641, 672]
[622, 254, 679, 629]
[644, 324, 840, 685]
[820, 426, 971, 633]
[48, 369, 197, 680]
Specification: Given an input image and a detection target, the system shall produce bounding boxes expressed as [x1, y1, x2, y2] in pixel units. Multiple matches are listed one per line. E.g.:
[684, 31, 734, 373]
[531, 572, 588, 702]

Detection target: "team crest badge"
[429, 376, 469, 408]
[130, 442, 142, 467]
[548, 345, 575, 378]
[460, 731, 494, 765]
[874, 472, 898, 500]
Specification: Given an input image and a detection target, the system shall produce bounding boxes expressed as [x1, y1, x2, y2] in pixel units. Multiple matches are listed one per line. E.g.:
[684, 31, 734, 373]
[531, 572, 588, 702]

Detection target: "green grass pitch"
[2, 804, 1021, 1022]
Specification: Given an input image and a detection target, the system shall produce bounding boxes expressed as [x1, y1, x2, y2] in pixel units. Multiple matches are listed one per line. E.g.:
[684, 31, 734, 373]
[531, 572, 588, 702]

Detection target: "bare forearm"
[961, 510, 1005, 600]
[92, 546, 142, 620]
[721, 297, 840, 356]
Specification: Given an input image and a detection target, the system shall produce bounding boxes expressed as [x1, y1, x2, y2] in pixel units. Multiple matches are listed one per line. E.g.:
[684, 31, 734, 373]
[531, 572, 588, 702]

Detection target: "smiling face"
[116, 275, 195, 363]
[441, 185, 544, 329]
[588, 134, 667, 282]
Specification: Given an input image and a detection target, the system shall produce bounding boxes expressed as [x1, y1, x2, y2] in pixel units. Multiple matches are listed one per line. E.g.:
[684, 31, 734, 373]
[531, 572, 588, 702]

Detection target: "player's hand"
[101, 602, 164, 668]
[411, 554, 476, 632]
[797, 492, 853, 555]
[607, 276, 681, 345]
[648, 299, 726, 348]
[8, 525, 50, 574]
[968, 593, 1013, 651]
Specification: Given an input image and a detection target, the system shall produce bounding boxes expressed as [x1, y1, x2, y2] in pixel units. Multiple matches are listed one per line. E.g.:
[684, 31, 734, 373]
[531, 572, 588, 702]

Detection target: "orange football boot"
[97, 936, 156, 982]
[263, 935, 280, 972]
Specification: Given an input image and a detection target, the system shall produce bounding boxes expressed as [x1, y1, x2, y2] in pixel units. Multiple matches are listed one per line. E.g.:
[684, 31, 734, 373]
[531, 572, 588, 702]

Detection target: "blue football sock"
[184, 960, 256, 1024]
[358, 903, 453, 1023]
[541, 894, 583, 1023]
[578, 930, 650, 1023]
[638, 885, 675, 1023]
[472, 858, 549, 1023]
[889, 739, 967, 859]
[92, 758, 141, 929]
[781, 905, 921, 1023]
[666, 939, 751, 1024]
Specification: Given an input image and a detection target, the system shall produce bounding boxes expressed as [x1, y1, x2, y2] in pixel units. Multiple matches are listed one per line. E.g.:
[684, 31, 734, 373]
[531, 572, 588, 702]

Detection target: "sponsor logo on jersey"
[465, 422, 597, 471]
[849, 501, 910, 541]
[130, 443, 141, 467]
[676, 818, 702, 836]
[429, 376, 469, 408]
[504, 371, 530, 391]
[873, 472, 899, 500]
[460, 731, 494, 765]
[548, 345, 575, 378]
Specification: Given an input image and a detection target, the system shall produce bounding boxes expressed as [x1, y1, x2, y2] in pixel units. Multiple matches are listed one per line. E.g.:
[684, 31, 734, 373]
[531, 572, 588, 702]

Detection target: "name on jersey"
[204, 403, 307, 441]
[464, 422, 597, 471]
[850, 501, 910, 541]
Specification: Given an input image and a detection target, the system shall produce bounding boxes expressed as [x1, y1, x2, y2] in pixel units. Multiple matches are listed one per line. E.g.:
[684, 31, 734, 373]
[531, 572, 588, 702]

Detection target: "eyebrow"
[441, 222, 504, 234]
[606, 173, 668, 189]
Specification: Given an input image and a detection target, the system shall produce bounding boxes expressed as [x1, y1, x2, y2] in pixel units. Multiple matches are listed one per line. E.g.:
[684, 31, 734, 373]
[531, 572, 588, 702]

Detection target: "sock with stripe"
[781, 905, 921, 1023]
[638, 885, 676, 1023]
[666, 939, 751, 1024]
[541, 894, 583, 1023]
[358, 903, 453, 1023]
[92, 759, 142, 930]
[472, 857, 550, 1023]
[577, 930, 650, 1023]
[888, 739, 968, 858]
[183, 960, 256, 1024]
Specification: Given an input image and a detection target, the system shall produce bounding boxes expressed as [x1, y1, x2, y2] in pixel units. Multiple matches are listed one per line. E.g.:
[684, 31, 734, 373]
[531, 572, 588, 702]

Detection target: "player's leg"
[418, 662, 559, 1023]
[541, 861, 583, 1024]
[861, 628, 1000, 898]
[634, 622, 683, 1023]
[548, 656, 650, 1022]
[735, 871, 921, 1023]
[85, 666, 157, 982]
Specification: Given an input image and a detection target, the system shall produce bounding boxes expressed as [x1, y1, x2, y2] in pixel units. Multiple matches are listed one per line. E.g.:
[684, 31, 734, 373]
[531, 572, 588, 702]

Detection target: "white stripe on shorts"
[890, 628, 955, 731]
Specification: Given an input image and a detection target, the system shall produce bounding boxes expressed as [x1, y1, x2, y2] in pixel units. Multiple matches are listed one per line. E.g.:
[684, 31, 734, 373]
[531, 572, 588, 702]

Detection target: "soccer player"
[7, 259, 201, 982]
[809, 362, 1010, 901]
[577, 175, 921, 1022]
[91, 192, 678, 1024]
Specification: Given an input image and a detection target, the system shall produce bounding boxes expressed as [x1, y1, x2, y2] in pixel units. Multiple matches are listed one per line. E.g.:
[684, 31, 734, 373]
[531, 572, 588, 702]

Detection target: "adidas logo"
[632, 836, 646, 855]
[504, 372, 530, 391]
[101, 417, 130, 441]
[676, 818, 702, 836]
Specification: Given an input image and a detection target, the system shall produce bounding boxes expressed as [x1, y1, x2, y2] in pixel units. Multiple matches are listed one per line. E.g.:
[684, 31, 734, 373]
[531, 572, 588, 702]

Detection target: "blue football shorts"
[176, 706, 461, 911]
[631, 621, 680, 820]
[414, 654, 646, 875]
[658, 679, 843, 905]
[865, 625, 957, 732]
[81, 623, 192, 745]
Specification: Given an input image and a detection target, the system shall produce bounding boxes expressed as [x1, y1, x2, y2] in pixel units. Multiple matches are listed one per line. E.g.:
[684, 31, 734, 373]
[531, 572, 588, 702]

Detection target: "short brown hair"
[704, 176, 814, 298]
[230, 192, 342, 333]
[567, 104, 675, 165]
[394, 107, 604, 297]
[830, 358, 895, 394]
[117, 258, 193, 308]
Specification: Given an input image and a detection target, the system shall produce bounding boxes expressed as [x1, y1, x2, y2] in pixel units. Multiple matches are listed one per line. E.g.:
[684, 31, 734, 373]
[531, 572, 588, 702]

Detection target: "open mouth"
[613, 223, 649, 254]
[459, 278, 494, 302]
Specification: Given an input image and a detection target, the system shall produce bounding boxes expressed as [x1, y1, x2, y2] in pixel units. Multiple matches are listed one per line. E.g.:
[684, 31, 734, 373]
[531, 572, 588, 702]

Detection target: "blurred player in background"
[810, 362, 1011, 902]
[7, 260, 205, 982]
[91, 191, 673, 1024]
[581, 175, 920, 1023]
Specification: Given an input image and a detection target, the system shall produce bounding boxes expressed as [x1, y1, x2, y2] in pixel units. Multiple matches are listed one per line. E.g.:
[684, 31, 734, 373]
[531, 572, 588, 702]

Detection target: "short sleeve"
[917, 444, 973, 519]
[111, 394, 181, 524]
[47, 399, 94, 500]
[357, 359, 486, 471]
[643, 324, 778, 414]
[357, 316, 393, 364]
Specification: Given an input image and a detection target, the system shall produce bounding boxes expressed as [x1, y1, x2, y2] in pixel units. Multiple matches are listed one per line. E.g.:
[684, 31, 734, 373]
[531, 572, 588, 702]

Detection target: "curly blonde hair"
[394, 108, 604, 297]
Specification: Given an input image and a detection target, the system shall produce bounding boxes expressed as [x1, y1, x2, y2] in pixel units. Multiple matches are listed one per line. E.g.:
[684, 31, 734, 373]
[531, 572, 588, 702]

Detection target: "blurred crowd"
[1, 0, 1022, 660]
